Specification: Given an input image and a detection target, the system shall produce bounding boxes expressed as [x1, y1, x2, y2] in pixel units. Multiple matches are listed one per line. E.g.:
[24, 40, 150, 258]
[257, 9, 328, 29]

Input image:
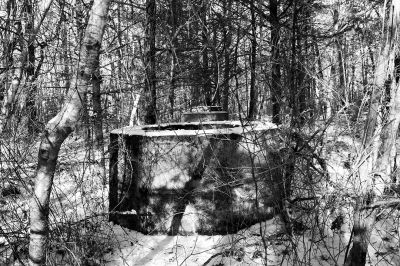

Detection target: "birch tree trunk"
[28, 0, 110, 264]
[346, 1, 400, 265]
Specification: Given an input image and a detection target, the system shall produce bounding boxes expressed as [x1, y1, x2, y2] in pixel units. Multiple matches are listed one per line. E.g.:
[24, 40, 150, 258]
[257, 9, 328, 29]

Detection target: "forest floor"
[1, 118, 400, 265]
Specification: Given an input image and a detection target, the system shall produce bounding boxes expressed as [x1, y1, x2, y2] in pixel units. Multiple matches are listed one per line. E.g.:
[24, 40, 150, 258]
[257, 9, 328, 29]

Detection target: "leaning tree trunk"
[28, 0, 110, 264]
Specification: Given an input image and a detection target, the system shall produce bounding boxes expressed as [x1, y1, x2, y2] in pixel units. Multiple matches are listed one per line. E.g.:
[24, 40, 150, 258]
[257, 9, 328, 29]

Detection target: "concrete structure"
[109, 121, 279, 235]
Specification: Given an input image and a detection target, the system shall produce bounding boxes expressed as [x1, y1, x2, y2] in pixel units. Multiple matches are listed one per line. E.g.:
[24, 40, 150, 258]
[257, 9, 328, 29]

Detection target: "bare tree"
[0, 0, 53, 133]
[144, 0, 157, 124]
[247, 0, 258, 120]
[28, 0, 111, 264]
[346, 1, 400, 264]
[168, 0, 179, 119]
[201, 0, 212, 106]
[270, 0, 281, 124]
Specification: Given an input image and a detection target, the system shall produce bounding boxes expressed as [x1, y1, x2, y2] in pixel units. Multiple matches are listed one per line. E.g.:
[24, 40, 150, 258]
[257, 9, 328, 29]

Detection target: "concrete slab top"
[110, 121, 277, 137]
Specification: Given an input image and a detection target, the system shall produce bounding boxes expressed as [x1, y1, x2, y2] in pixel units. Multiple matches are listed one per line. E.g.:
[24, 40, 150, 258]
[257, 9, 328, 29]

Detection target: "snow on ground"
[2, 119, 400, 265]
[103, 220, 351, 266]
[102, 213, 400, 265]
[104, 219, 284, 266]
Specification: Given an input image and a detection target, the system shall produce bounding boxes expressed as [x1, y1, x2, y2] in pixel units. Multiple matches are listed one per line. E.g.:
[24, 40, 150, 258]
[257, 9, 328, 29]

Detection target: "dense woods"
[0, 0, 379, 127]
[1, 0, 400, 265]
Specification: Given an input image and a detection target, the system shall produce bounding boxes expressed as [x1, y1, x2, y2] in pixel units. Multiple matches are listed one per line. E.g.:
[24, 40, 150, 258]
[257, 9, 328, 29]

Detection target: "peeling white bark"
[28, 0, 110, 265]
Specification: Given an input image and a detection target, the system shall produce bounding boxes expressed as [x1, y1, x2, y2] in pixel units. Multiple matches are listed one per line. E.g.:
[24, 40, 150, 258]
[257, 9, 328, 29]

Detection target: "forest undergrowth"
[1, 115, 400, 265]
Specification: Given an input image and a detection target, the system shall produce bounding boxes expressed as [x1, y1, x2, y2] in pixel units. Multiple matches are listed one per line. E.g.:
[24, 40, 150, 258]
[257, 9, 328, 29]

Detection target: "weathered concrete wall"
[109, 121, 280, 234]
